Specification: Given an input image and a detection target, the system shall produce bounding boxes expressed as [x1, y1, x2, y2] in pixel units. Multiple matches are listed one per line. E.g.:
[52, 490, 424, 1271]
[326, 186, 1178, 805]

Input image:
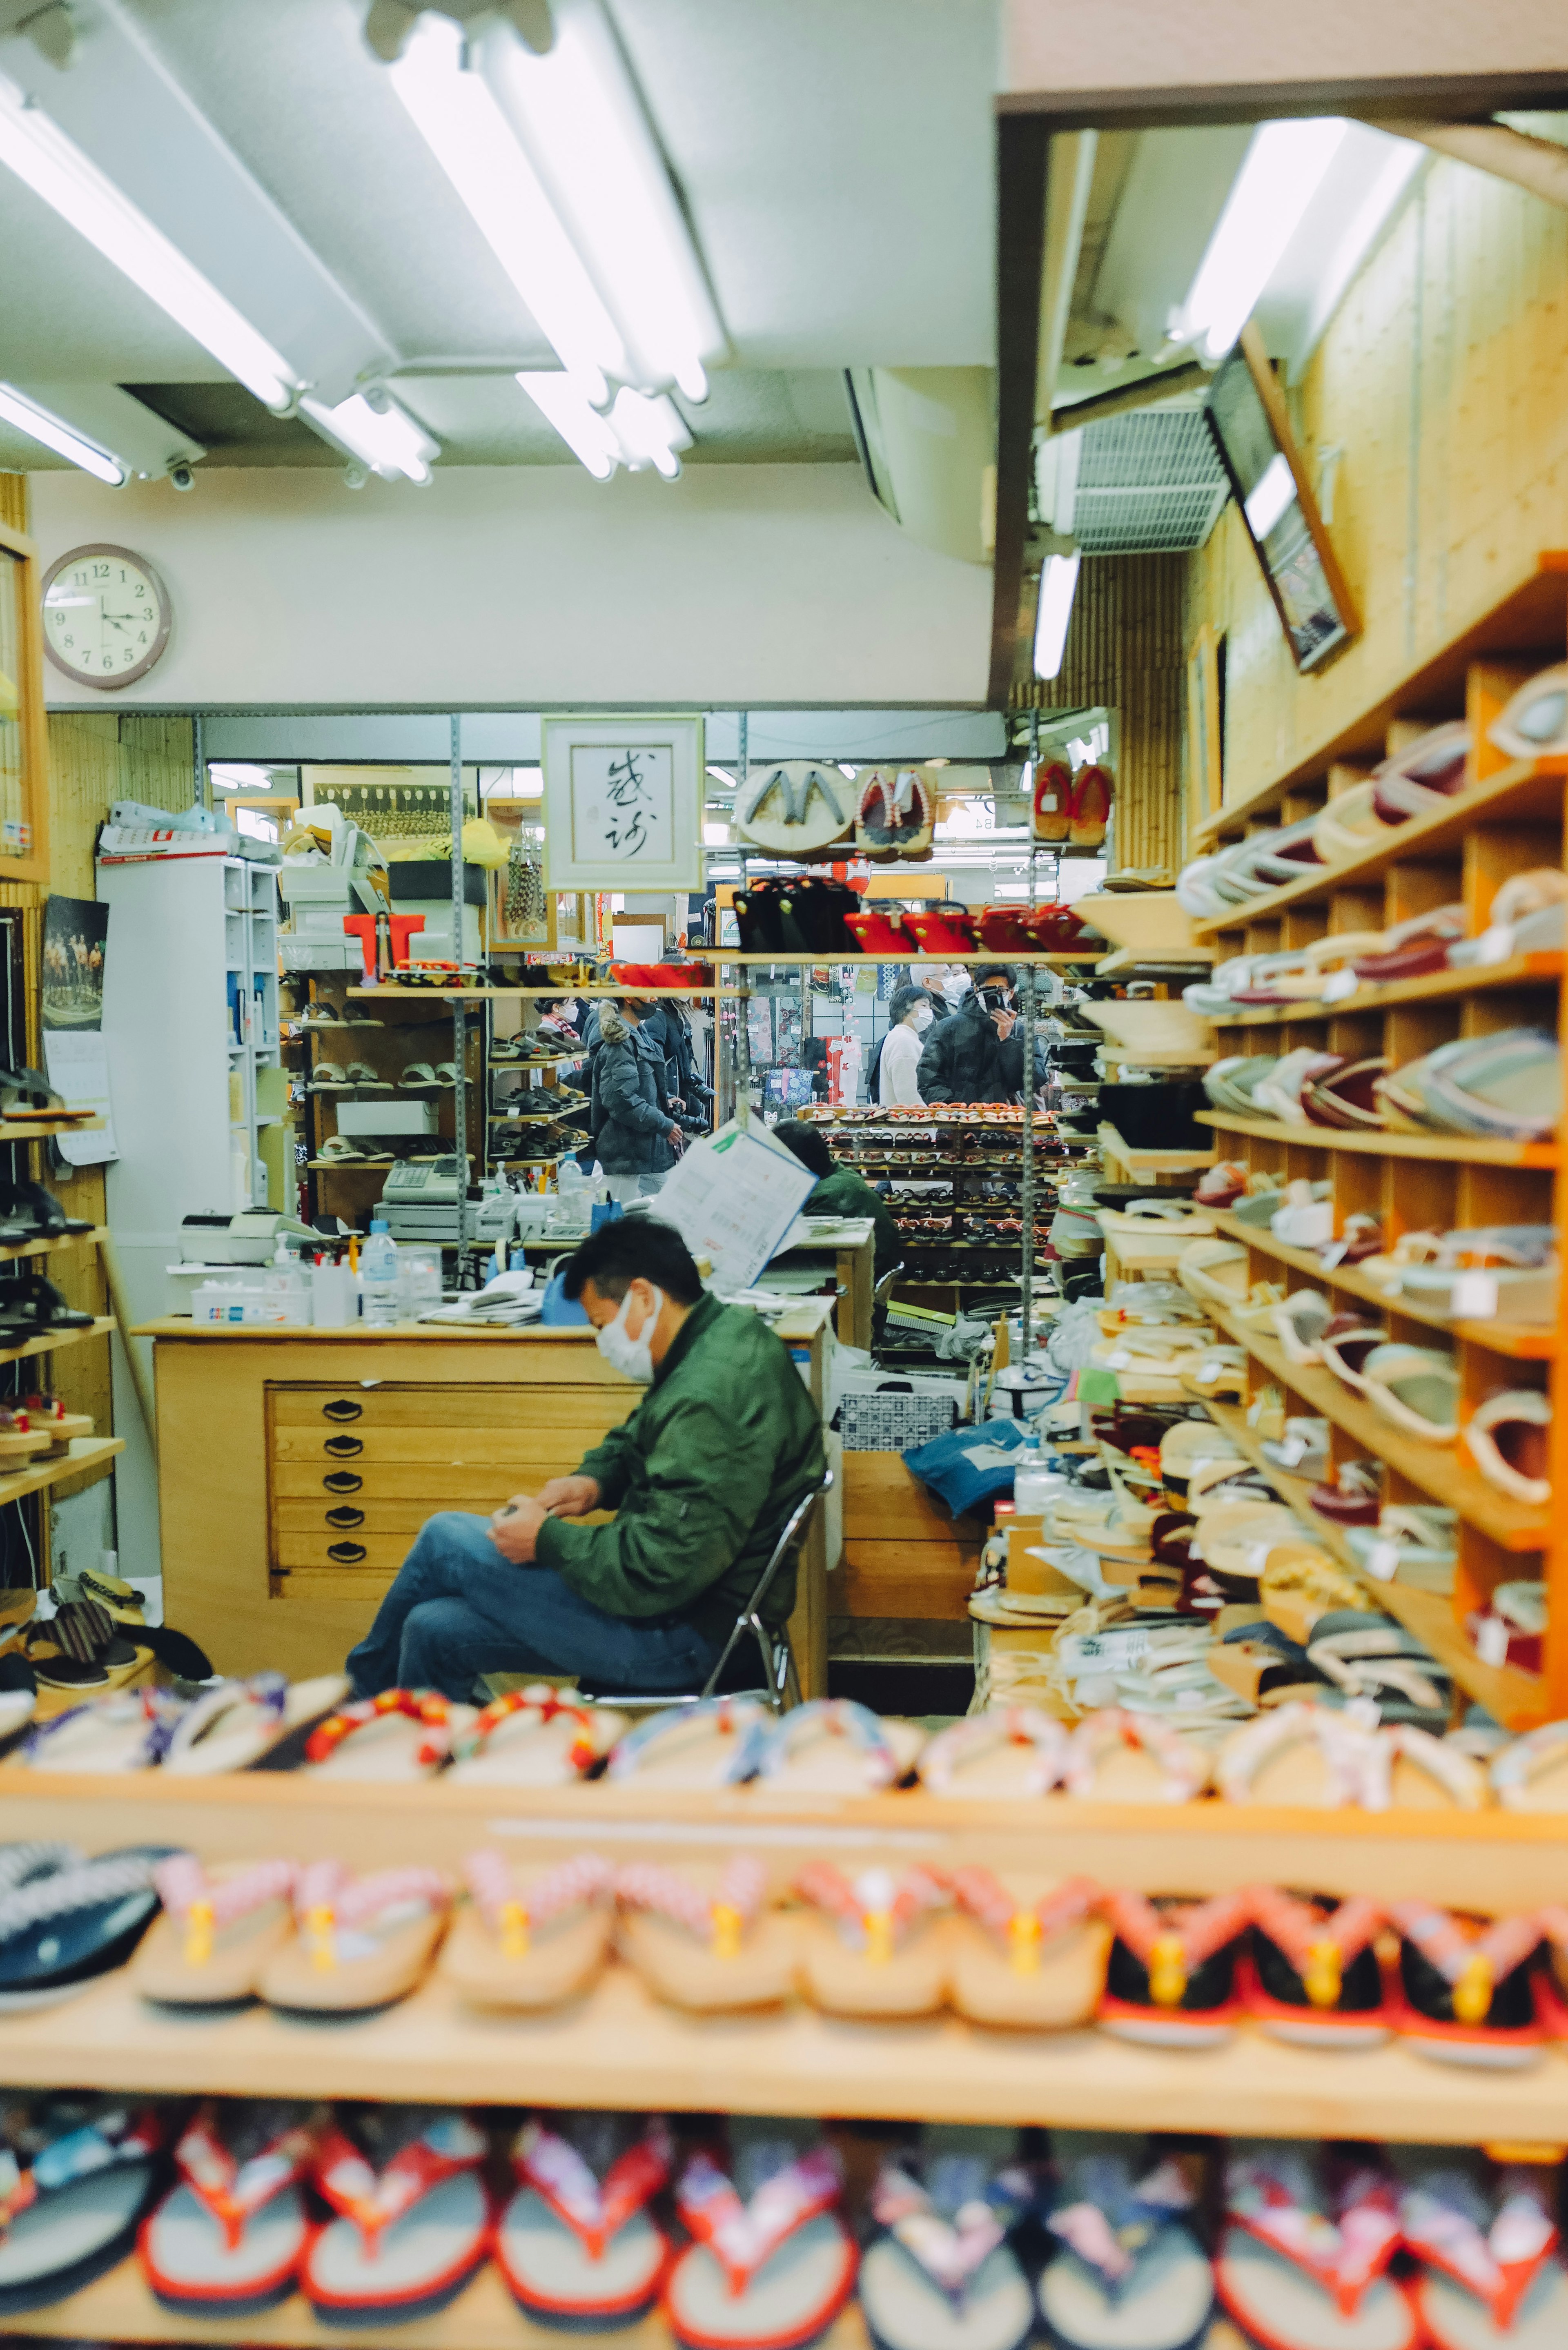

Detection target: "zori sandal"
[1492, 1721, 1568, 1812]
[946, 1871, 1110, 2030]
[1218, 2145, 1412, 2350]
[1378, 1722, 1489, 1811]
[1098, 1890, 1253, 2046]
[859, 2137, 1037, 2350]
[301, 1687, 473, 1781]
[792, 1861, 951, 2018]
[1385, 1902, 1545, 2066]
[606, 1697, 768, 1790]
[664, 2127, 858, 2350]
[745, 1698, 927, 1794]
[1401, 2156, 1568, 2350]
[162, 1673, 350, 1777]
[259, 1860, 452, 2015]
[438, 1851, 616, 2010]
[1240, 1888, 1392, 2048]
[0, 1844, 173, 2011]
[445, 1685, 626, 1786]
[0, 2098, 163, 2314]
[1038, 2136, 1213, 2350]
[138, 2101, 319, 2318]
[617, 1855, 797, 2011]
[496, 2114, 673, 2326]
[916, 1708, 1070, 1800]
[1216, 1700, 1385, 1810]
[302, 2108, 490, 2325]
[131, 1855, 298, 2006]
[1061, 1708, 1212, 1804]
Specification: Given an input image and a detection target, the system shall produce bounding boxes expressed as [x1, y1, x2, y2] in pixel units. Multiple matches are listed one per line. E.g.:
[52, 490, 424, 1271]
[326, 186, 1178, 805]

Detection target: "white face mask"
[595, 1285, 662, 1383]
[910, 1005, 935, 1031]
[942, 973, 971, 1005]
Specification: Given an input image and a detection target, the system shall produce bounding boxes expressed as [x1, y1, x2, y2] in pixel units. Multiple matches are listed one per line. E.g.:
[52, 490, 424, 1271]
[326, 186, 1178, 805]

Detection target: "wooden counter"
[136, 1303, 833, 1694]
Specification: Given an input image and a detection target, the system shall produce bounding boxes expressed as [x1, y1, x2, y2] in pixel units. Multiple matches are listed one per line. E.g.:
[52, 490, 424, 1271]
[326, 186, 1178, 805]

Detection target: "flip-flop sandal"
[0, 1844, 174, 2010]
[438, 1851, 616, 2010]
[16, 1688, 183, 1772]
[917, 1708, 1070, 1800]
[18, 1392, 95, 1442]
[301, 1688, 473, 1781]
[744, 1698, 926, 1793]
[860, 2142, 1036, 2350]
[617, 1855, 797, 2011]
[318, 1135, 368, 1161]
[1060, 1708, 1211, 1804]
[434, 1061, 461, 1084]
[606, 1698, 768, 1791]
[1218, 2146, 1412, 2350]
[1216, 1700, 1383, 1809]
[1039, 2138, 1213, 2350]
[1240, 1887, 1392, 2047]
[1098, 1890, 1253, 2045]
[309, 1064, 350, 1089]
[1402, 2160, 1566, 2350]
[302, 2109, 490, 2325]
[162, 1672, 351, 1777]
[138, 2101, 318, 2317]
[664, 2131, 858, 2350]
[343, 1062, 388, 1087]
[1385, 1902, 1545, 2065]
[945, 1871, 1109, 2029]
[130, 1856, 299, 2006]
[497, 2115, 673, 2324]
[259, 1860, 452, 2015]
[0, 2099, 163, 2313]
[0, 1410, 53, 1462]
[399, 1063, 438, 1087]
[445, 1685, 626, 1786]
[1491, 1721, 1568, 1811]
[1378, 1723, 1488, 1810]
[792, 1860, 951, 2018]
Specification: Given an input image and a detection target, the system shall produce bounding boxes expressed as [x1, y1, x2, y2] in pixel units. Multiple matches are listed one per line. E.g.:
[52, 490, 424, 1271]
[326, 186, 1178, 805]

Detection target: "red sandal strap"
[515, 2120, 672, 2259]
[304, 1687, 454, 1769]
[677, 2147, 842, 2293]
[176, 2103, 316, 2252]
[313, 2117, 486, 2250]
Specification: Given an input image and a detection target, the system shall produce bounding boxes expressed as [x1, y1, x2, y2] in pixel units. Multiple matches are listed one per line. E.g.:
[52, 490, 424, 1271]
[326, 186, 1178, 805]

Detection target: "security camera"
[168, 463, 195, 492]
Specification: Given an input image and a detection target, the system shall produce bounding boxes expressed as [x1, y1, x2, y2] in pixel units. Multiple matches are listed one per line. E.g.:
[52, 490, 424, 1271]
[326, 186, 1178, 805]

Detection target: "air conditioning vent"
[1071, 408, 1230, 554]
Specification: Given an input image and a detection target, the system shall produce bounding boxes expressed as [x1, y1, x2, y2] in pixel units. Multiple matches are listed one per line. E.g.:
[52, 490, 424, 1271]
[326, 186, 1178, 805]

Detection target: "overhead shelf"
[0, 1315, 116, 1368]
[0, 1224, 108, 1264]
[0, 1433, 123, 1509]
[1197, 1111, 1557, 1168]
[0, 1116, 104, 1143]
[1207, 952, 1563, 1027]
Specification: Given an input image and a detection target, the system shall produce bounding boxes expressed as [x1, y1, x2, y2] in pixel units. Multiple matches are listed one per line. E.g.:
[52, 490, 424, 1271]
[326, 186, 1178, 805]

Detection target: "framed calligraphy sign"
[541, 712, 705, 891]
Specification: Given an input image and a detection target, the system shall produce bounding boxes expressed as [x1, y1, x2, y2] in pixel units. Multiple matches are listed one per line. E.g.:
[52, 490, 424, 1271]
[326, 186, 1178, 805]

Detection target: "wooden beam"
[1369, 116, 1568, 210]
[987, 113, 1049, 708]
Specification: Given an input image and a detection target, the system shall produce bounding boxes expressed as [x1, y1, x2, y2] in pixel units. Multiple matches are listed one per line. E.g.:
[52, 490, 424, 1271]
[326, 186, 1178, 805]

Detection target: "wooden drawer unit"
[265, 1381, 633, 1599]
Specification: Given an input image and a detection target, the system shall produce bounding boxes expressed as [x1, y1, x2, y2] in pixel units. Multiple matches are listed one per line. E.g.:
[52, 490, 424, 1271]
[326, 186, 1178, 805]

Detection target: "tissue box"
[337, 1100, 436, 1137]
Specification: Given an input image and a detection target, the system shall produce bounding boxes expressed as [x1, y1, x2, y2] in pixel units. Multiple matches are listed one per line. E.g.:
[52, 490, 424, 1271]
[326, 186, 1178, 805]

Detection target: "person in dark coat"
[914, 962, 1024, 1104]
[634, 998, 711, 1132]
[590, 1002, 684, 1196]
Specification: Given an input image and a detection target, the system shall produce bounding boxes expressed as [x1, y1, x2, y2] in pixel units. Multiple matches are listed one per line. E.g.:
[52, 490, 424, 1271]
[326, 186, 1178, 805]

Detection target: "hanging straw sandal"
[439, 1850, 616, 2009]
[617, 1855, 797, 2011]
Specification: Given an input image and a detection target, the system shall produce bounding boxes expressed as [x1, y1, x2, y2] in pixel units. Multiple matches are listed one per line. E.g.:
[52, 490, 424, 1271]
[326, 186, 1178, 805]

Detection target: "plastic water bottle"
[361, 1219, 401, 1328]
[1013, 1440, 1064, 1518]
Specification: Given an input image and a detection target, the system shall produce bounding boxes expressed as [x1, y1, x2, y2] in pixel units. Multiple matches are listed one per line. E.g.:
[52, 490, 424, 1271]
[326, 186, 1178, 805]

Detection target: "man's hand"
[669, 1094, 685, 1112]
[991, 1008, 1016, 1040]
[488, 1493, 549, 1563]
[668, 1125, 685, 1154]
[537, 1474, 601, 1518]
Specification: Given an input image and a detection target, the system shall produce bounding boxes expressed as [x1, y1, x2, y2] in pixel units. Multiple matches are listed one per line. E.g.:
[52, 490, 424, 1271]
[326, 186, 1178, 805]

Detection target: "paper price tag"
[1475, 1615, 1510, 1668]
[1275, 1433, 1307, 1466]
[1365, 1539, 1401, 1582]
[1451, 1271, 1499, 1320]
[1320, 968, 1360, 1003]
[1067, 1628, 1150, 1671]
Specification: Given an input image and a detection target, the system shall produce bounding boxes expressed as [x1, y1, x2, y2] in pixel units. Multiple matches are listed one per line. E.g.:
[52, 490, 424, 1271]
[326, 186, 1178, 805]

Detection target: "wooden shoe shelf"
[1181, 561, 1568, 1724]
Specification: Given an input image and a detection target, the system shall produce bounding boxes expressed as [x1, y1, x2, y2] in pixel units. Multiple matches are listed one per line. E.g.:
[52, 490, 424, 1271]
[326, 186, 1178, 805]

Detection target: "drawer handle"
[323, 1399, 363, 1423]
[325, 1507, 365, 1530]
[324, 1435, 364, 1458]
[327, 1542, 368, 1564]
[323, 1472, 363, 1495]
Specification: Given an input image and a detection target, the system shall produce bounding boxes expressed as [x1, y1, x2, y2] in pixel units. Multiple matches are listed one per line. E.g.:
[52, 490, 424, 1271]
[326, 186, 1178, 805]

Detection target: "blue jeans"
[346, 1511, 719, 1702]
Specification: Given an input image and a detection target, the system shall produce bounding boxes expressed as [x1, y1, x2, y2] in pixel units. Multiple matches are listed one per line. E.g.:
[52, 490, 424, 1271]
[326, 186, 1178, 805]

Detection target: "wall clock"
[40, 544, 172, 689]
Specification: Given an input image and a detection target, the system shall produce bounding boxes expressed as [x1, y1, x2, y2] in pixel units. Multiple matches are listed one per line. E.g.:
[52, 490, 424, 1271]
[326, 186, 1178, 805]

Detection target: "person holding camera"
[914, 962, 1025, 1103]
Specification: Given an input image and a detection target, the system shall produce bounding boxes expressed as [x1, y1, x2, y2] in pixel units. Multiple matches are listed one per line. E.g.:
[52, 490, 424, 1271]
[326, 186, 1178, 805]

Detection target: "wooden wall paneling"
[0, 475, 24, 537]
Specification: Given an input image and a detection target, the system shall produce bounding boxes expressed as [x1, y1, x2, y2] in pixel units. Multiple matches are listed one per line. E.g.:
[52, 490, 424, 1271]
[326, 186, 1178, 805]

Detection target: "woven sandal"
[301, 1687, 472, 1781]
[946, 1871, 1109, 2029]
[665, 2131, 858, 2350]
[302, 2110, 490, 2325]
[1099, 1889, 1253, 2046]
[606, 1697, 768, 1789]
[1241, 1887, 1393, 2049]
[259, 1860, 452, 2014]
[1040, 2138, 1213, 2350]
[16, 1688, 183, 1772]
[138, 2101, 318, 2317]
[617, 1855, 796, 2011]
[445, 1685, 625, 1786]
[1062, 1707, 1211, 1803]
[744, 1698, 925, 1792]
[917, 1708, 1070, 1799]
[792, 1861, 951, 2018]
[131, 1855, 298, 2005]
[1385, 1903, 1545, 2065]
[163, 1673, 348, 1776]
[438, 1850, 615, 2010]
[1216, 1700, 1382, 1810]
[1218, 2146, 1411, 2350]
[497, 2115, 673, 2325]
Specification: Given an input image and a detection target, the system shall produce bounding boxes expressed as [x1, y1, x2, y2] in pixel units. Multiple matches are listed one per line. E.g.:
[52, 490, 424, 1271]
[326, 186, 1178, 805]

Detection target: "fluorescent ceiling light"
[1033, 551, 1082, 682]
[705, 766, 736, 790]
[477, 1, 725, 403]
[299, 392, 439, 484]
[517, 372, 690, 480]
[209, 763, 272, 792]
[838, 763, 858, 778]
[0, 383, 123, 483]
[0, 69, 298, 410]
[1244, 451, 1298, 540]
[1178, 118, 1350, 360]
[1293, 135, 1424, 368]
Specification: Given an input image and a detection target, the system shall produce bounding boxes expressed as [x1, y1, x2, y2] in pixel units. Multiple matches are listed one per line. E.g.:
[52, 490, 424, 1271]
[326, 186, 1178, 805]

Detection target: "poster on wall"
[541, 713, 704, 892]
[40, 895, 116, 1166]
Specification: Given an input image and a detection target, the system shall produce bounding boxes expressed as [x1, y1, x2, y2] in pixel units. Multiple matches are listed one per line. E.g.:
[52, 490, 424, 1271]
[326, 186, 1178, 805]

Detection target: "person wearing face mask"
[343, 1219, 824, 1702]
[915, 962, 1025, 1104]
[874, 983, 939, 1105]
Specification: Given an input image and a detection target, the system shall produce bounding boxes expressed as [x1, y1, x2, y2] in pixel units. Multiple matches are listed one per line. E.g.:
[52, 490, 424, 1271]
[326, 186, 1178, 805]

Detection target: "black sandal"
[0, 1182, 94, 1239]
[0, 1276, 96, 1338]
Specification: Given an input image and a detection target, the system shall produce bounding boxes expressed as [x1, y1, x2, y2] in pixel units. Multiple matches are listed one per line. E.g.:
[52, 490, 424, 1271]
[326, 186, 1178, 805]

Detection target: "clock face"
[40, 545, 171, 689]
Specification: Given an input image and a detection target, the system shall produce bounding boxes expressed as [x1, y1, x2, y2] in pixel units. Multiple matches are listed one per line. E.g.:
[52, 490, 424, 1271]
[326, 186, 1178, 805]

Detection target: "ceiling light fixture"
[299, 391, 439, 484]
[0, 383, 124, 483]
[517, 371, 690, 481]
[1243, 450, 1298, 541]
[209, 763, 273, 793]
[1033, 550, 1082, 682]
[1177, 118, 1350, 360]
[0, 69, 298, 411]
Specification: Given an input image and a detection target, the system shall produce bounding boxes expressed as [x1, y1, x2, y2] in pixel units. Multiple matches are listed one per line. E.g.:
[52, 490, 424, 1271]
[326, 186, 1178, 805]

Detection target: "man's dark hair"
[562, 1215, 704, 1305]
[975, 963, 1015, 989]
[772, 1118, 835, 1180]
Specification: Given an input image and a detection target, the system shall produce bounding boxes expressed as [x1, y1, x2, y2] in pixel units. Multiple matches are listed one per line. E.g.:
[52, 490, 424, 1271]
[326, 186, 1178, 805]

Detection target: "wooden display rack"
[1182, 574, 1568, 1720]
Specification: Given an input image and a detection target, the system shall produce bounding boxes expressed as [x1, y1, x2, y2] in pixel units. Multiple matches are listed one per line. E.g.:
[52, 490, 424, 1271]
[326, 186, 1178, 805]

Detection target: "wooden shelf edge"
[0, 1435, 123, 1508]
[0, 1116, 104, 1142]
[0, 1315, 115, 1367]
[1196, 1112, 1558, 1167]
[1207, 953, 1564, 1027]
[0, 1225, 107, 1263]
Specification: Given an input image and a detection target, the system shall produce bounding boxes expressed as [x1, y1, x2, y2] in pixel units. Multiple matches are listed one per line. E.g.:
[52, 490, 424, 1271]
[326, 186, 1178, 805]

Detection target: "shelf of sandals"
[284, 980, 486, 1215]
[1173, 649, 1567, 1733]
[5, 1682, 1568, 2350]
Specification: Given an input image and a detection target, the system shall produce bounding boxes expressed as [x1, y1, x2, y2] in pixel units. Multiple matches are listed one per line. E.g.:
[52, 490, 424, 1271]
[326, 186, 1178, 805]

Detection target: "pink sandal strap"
[154, 1855, 296, 1965]
[465, 1850, 613, 1956]
[1247, 1887, 1385, 2006]
[795, 1860, 949, 1959]
[951, 1867, 1102, 1966]
[919, 1708, 1068, 1795]
[1065, 1708, 1209, 1802]
[294, 1860, 449, 1969]
[616, 1855, 766, 1955]
[1104, 1889, 1252, 2004]
[1387, 1901, 1542, 2022]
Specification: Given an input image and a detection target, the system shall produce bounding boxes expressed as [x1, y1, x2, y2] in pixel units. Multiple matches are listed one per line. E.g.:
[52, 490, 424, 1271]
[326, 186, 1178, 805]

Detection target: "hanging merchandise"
[736, 763, 854, 856]
[504, 836, 547, 932]
[1033, 760, 1072, 843]
[856, 768, 935, 860]
[1069, 765, 1114, 849]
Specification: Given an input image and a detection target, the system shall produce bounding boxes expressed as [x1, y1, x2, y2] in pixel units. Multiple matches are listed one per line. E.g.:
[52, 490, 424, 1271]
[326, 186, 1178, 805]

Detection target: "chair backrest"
[698, 1464, 834, 1702]
[872, 1260, 905, 1307]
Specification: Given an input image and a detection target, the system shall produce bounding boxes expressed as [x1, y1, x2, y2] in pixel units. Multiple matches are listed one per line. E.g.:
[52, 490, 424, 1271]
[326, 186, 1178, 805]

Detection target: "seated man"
[345, 1218, 826, 1702]
[772, 1118, 901, 1282]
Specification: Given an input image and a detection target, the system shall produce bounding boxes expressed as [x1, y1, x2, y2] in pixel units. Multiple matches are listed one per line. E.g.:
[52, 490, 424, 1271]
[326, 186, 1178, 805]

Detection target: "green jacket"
[807, 1166, 901, 1280]
[535, 1293, 826, 1647]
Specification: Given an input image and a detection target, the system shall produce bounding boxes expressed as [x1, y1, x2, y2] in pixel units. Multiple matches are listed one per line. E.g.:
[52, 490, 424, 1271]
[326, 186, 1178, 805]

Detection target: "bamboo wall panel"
[0, 475, 24, 537]
[1012, 552, 1185, 873]
[1192, 153, 1568, 805]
